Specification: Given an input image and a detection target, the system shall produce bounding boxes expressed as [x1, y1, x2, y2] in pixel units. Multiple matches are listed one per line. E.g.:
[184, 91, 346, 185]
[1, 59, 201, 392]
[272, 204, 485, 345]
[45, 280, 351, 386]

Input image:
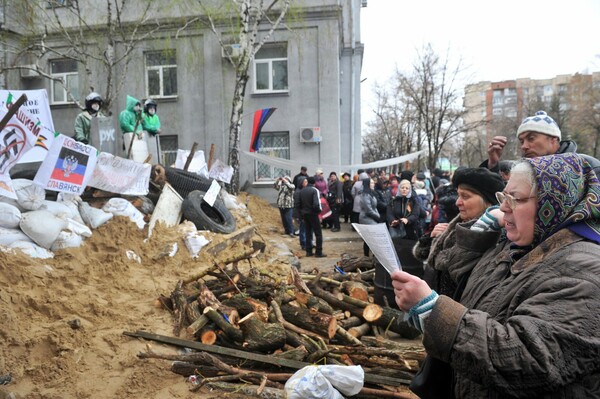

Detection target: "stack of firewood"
[127, 235, 424, 398]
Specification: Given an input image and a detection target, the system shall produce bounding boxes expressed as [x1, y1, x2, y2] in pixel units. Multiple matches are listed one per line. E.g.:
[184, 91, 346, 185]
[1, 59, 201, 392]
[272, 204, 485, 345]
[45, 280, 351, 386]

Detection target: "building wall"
[1, 0, 364, 204]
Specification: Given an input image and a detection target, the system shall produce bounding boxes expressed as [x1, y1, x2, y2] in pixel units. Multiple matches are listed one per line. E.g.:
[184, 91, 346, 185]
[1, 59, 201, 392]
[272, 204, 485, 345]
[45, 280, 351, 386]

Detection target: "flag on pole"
[249, 108, 276, 152]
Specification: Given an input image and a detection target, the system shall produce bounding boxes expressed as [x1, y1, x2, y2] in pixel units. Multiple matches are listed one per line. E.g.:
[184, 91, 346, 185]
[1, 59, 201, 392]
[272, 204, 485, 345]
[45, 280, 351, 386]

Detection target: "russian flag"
[249, 108, 276, 152]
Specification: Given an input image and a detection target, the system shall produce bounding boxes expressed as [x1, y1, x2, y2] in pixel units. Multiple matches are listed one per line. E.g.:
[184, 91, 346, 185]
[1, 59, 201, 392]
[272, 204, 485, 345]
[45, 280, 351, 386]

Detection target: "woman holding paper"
[392, 154, 600, 398]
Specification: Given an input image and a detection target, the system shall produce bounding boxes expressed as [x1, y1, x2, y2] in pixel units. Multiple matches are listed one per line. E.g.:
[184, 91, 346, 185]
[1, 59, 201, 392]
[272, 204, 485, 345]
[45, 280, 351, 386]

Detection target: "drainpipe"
[349, 0, 356, 170]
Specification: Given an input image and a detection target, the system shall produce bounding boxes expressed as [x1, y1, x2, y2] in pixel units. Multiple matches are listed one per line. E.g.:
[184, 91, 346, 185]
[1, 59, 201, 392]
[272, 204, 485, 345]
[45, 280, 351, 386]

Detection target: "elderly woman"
[359, 178, 379, 256]
[273, 175, 295, 236]
[392, 153, 600, 398]
[413, 167, 505, 298]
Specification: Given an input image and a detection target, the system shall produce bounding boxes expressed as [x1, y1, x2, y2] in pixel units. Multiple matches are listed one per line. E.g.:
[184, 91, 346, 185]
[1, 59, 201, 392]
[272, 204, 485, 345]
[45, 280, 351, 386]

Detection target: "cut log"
[335, 325, 363, 346]
[280, 303, 337, 339]
[203, 307, 243, 342]
[200, 327, 218, 345]
[348, 322, 371, 338]
[186, 314, 209, 335]
[362, 304, 421, 339]
[294, 292, 335, 315]
[171, 280, 187, 336]
[338, 316, 363, 329]
[222, 296, 269, 322]
[307, 283, 365, 318]
[273, 345, 308, 362]
[197, 281, 240, 326]
[341, 281, 369, 302]
[239, 317, 286, 353]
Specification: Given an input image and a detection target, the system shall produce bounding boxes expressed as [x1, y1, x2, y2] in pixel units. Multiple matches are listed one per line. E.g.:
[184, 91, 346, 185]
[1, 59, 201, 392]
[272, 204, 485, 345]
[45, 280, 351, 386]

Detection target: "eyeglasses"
[495, 191, 535, 210]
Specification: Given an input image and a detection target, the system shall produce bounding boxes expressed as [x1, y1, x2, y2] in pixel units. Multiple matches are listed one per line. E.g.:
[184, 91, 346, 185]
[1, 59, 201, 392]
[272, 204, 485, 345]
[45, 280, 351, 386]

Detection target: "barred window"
[255, 132, 290, 181]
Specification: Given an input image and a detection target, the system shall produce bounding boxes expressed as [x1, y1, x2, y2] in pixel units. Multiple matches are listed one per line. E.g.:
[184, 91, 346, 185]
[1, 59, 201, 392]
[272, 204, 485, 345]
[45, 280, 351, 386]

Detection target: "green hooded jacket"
[118, 95, 142, 134]
[142, 112, 161, 136]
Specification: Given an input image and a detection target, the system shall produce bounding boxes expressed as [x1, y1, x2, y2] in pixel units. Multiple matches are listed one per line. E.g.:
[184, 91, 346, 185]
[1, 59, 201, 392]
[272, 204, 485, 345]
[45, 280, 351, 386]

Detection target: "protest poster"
[352, 223, 401, 275]
[208, 159, 233, 184]
[0, 90, 55, 164]
[175, 149, 209, 177]
[87, 152, 150, 196]
[0, 102, 38, 199]
[34, 134, 98, 195]
[90, 116, 118, 154]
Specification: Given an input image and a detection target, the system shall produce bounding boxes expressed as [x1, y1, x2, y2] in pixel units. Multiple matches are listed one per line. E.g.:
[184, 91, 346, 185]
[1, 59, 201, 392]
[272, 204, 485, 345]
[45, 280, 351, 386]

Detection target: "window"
[145, 51, 177, 98]
[253, 44, 288, 93]
[255, 132, 290, 180]
[50, 59, 79, 104]
[159, 135, 178, 166]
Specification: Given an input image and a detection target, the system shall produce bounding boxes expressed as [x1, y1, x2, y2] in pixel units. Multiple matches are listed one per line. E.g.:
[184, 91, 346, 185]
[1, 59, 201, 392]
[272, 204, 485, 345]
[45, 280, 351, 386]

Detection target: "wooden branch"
[280, 303, 337, 339]
[362, 304, 421, 339]
[183, 142, 198, 171]
[203, 307, 243, 343]
[348, 322, 371, 339]
[186, 314, 209, 335]
[335, 325, 363, 346]
[171, 280, 187, 336]
[307, 282, 365, 318]
[207, 382, 284, 399]
[269, 301, 328, 341]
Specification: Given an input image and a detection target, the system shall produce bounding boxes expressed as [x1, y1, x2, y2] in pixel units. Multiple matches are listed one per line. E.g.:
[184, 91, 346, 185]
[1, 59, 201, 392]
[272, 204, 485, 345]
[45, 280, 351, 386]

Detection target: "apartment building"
[0, 0, 365, 202]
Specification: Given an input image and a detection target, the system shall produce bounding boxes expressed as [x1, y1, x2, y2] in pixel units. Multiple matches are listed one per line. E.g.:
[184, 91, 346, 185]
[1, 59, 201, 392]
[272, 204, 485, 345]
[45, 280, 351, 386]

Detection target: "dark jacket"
[386, 194, 421, 240]
[297, 184, 321, 217]
[480, 139, 600, 176]
[424, 228, 600, 398]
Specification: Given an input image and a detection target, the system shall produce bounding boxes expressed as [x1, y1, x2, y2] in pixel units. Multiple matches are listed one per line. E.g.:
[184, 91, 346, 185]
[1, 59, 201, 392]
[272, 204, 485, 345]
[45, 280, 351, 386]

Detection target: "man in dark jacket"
[483, 110, 600, 175]
[327, 171, 343, 232]
[296, 176, 326, 257]
[293, 177, 307, 250]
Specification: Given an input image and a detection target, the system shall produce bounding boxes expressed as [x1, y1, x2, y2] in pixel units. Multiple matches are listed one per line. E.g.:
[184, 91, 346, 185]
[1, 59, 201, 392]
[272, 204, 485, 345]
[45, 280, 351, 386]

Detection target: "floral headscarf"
[510, 153, 600, 261]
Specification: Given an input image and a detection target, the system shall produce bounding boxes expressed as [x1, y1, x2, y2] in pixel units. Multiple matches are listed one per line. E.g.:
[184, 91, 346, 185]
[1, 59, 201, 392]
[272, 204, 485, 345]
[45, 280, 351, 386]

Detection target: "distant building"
[463, 72, 600, 162]
[1, 0, 365, 202]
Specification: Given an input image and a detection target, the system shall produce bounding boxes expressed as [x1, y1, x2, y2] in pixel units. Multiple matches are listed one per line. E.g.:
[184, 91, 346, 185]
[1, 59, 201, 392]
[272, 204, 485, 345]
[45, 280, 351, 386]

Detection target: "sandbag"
[19, 210, 68, 249]
[8, 241, 54, 259]
[65, 218, 92, 238]
[102, 198, 145, 229]
[0, 227, 33, 246]
[0, 202, 22, 229]
[51, 231, 84, 251]
[56, 193, 85, 224]
[12, 179, 46, 211]
[79, 201, 113, 229]
[40, 200, 76, 220]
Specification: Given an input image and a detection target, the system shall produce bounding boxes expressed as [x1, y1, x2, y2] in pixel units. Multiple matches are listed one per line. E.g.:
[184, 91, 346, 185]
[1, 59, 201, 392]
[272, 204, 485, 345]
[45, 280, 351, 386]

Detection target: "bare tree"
[1, 0, 165, 113]
[198, 0, 291, 194]
[567, 73, 600, 158]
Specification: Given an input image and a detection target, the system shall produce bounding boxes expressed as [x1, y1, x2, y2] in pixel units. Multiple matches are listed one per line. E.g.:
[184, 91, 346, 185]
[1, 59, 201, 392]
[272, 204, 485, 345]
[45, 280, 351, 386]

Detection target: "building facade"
[0, 0, 365, 202]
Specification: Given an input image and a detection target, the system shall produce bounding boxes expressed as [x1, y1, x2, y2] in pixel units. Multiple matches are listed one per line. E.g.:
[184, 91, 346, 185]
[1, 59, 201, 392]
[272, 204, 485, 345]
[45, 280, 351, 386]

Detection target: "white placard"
[203, 179, 221, 207]
[87, 152, 151, 195]
[208, 159, 234, 184]
[175, 149, 208, 177]
[351, 223, 401, 275]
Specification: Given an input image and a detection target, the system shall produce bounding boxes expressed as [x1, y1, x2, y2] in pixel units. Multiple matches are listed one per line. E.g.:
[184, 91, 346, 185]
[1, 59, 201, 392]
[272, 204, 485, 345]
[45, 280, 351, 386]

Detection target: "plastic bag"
[284, 365, 364, 399]
[184, 231, 210, 258]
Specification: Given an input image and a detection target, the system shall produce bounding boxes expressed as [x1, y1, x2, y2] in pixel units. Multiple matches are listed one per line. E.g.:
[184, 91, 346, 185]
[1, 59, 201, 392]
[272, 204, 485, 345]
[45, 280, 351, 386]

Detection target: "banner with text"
[87, 152, 150, 195]
[34, 134, 98, 195]
[0, 90, 56, 164]
[0, 103, 38, 199]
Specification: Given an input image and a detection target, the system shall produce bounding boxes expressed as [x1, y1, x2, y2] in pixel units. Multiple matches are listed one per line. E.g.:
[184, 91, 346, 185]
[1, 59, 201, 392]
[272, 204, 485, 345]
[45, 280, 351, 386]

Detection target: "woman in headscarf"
[359, 178, 379, 256]
[392, 153, 600, 398]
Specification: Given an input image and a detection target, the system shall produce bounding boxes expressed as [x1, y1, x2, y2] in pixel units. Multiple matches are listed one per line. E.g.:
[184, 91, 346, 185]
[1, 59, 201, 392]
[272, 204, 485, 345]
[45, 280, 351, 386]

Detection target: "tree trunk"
[239, 317, 286, 353]
[227, 70, 250, 194]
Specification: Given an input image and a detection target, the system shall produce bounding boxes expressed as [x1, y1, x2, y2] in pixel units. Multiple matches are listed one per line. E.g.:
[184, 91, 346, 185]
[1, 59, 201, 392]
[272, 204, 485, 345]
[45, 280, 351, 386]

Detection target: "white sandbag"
[78, 201, 113, 229]
[51, 231, 84, 251]
[9, 241, 54, 259]
[0, 202, 22, 229]
[102, 198, 145, 229]
[65, 218, 92, 238]
[56, 193, 84, 224]
[12, 179, 46, 211]
[19, 210, 68, 249]
[40, 200, 75, 219]
[0, 195, 22, 211]
[0, 227, 33, 246]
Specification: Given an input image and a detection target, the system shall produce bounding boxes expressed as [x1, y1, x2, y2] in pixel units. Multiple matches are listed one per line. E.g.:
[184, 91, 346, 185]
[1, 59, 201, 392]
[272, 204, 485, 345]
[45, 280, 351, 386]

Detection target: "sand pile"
[0, 194, 288, 399]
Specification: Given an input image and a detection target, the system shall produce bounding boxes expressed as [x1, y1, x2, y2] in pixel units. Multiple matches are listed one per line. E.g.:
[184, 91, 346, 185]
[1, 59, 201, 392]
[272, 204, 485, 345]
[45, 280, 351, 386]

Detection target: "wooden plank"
[123, 330, 411, 386]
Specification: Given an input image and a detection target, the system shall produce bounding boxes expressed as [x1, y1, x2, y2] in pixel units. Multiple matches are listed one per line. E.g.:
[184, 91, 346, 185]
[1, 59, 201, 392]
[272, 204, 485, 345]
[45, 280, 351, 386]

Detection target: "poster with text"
[0, 90, 56, 164]
[34, 134, 97, 195]
[87, 152, 150, 195]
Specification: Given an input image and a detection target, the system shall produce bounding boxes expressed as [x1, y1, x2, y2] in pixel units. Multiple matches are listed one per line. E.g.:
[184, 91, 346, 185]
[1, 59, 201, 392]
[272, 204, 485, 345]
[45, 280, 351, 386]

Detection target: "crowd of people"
[277, 110, 600, 398]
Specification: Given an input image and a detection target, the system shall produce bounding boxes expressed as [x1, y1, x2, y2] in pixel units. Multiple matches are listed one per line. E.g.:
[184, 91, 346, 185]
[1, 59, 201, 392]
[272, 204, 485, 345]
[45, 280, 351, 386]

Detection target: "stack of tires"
[164, 167, 236, 234]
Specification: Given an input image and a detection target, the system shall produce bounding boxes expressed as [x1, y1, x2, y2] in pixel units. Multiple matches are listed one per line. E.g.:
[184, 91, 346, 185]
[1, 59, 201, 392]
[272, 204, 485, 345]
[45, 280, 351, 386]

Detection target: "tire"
[163, 166, 214, 199]
[182, 190, 236, 234]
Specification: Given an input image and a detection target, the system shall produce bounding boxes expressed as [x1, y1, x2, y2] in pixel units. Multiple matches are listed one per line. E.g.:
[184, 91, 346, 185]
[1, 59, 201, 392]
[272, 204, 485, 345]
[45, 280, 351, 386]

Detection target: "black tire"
[163, 166, 214, 198]
[182, 190, 236, 234]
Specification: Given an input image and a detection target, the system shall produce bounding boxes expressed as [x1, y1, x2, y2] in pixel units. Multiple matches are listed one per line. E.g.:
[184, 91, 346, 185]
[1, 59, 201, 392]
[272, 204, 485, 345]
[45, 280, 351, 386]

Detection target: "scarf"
[509, 153, 600, 262]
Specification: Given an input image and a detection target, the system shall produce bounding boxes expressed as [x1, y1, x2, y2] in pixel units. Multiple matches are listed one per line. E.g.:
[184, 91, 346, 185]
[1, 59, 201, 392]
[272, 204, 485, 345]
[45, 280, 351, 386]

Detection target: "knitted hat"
[452, 167, 505, 206]
[517, 111, 561, 140]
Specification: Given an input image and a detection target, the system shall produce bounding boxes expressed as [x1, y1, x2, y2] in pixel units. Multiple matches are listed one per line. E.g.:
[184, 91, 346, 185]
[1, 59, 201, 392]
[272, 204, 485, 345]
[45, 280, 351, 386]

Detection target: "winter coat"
[297, 184, 321, 217]
[359, 192, 379, 224]
[142, 112, 161, 136]
[424, 227, 600, 398]
[74, 110, 104, 144]
[274, 177, 295, 209]
[328, 179, 343, 203]
[386, 194, 421, 240]
[118, 95, 143, 135]
[314, 175, 328, 197]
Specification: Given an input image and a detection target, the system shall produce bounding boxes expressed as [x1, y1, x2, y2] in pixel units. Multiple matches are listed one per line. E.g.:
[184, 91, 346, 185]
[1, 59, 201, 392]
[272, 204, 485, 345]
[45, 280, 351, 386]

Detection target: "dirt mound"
[0, 194, 307, 399]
